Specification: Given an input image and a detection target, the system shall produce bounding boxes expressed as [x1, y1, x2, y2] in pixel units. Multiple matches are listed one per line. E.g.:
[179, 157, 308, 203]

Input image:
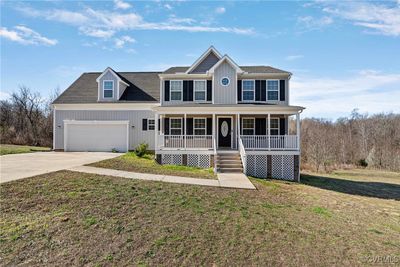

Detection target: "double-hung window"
[170, 118, 182, 135]
[148, 119, 155, 130]
[242, 80, 255, 101]
[270, 118, 279, 135]
[194, 118, 206, 135]
[242, 118, 255, 135]
[170, 80, 183, 101]
[103, 81, 114, 98]
[194, 80, 206, 101]
[267, 80, 279, 101]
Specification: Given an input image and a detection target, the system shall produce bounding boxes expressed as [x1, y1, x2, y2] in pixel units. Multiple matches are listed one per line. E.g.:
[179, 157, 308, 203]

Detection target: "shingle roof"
[163, 65, 290, 74]
[53, 72, 161, 104]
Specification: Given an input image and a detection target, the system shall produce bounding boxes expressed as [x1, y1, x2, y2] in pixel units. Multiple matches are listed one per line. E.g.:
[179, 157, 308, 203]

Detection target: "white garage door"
[64, 121, 128, 152]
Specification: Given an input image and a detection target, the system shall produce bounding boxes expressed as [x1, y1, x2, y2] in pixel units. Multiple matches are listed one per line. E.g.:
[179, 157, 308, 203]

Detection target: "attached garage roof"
[53, 72, 161, 104]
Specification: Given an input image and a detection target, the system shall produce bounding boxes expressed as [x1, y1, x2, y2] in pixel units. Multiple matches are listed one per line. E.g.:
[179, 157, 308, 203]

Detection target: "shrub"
[358, 159, 368, 167]
[134, 143, 148, 157]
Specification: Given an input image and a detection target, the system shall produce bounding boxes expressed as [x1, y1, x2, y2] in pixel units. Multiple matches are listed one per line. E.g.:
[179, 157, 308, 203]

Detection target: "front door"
[218, 117, 232, 148]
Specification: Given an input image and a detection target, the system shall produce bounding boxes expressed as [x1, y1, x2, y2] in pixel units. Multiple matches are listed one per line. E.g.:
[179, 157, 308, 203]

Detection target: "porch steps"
[216, 152, 243, 173]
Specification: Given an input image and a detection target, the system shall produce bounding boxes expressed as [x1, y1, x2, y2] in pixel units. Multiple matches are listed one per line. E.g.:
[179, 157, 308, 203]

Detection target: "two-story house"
[53, 46, 304, 181]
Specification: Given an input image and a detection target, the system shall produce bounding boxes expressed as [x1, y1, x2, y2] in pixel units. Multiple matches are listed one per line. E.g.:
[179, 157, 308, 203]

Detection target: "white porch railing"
[158, 135, 213, 150]
[238, 137, 247, 173]
[241, 135, 298, 150]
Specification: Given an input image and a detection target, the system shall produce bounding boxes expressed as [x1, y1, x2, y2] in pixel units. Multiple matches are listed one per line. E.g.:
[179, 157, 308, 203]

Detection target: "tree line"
[1, 87, 399, 172]
[291, 111, 400, 172]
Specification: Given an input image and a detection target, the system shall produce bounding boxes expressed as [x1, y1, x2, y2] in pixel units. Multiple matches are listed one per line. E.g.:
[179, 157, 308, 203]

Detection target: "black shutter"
[188, 81, 194, 101]
[237, 80, 242, 101]
[261, 80, 266, 101]
[207, 118, 212, 135]
[255, 80, 261, 101]
[164, 118, 169, 135]
[207, 80, 212, 101]
[164, 80, 170, 101]
[280, 118, 286, 135]
[255, 118, 266, 135]
[183, 81, 189, 101]
[186, 118, 193, 135]
[158, 119, 160, 131]
[142, 119, 148, 131]
[182, 118, 185, 134]
[280, 80, 285, 101]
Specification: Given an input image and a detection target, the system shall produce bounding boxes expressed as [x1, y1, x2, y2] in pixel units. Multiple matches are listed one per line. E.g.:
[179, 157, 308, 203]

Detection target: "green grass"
[0, 144, 50, 156]
[1, 169, 399, 266]
[89, 152, 216, 179]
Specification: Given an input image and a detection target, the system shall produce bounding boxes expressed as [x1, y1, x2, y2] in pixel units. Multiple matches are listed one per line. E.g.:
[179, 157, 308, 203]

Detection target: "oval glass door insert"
[221, 121, 229, 137]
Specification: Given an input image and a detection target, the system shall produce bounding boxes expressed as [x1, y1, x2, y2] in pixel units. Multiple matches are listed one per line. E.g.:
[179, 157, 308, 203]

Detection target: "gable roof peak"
[185, 46, 223, 74]
[96, 67, 129, 86]
[207, 54, 244, 74]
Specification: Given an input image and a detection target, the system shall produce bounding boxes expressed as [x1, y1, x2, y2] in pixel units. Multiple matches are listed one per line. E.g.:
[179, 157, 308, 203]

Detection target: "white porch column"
[268, 113, 271, 151]
[237, 113, 240, 148]
[296, 112, 300, 150]
[212, 113, 216, 149]
[184, 113, 187, 150]
[155, 113, 159, 151]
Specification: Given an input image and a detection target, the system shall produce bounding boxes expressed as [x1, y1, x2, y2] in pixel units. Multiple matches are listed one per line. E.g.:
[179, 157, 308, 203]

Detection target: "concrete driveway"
[0, 152, 121, 183]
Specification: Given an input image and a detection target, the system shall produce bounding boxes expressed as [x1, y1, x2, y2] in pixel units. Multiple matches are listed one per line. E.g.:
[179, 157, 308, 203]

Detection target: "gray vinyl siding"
[190, 53, 219, 73]
[99, 70, 119, 101]
[54, 110, 155, 150]
[214, 62, 236, 104]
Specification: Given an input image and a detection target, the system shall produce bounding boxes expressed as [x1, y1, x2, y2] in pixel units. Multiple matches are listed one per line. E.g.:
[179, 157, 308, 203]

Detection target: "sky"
[1, 0, 399, 119]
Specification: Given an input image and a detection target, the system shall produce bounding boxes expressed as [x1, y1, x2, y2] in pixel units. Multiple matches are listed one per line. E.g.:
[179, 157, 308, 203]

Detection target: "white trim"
[169, 80, 183, 101]
[267, 79, 280, 101]
[169, 117, 183, 135]
[103, 80, 114, 99]
[156, 150, 214, 155]
[186, 46, 222, 74]
[220, 77, 230, 87]
[246, 150, 300, 156]
[217, 116, 233, 149]
[96, 67, 129, 86]
[193, 80, 207, 102]
[208, 55, 244, 74]
[242, 79, 255, 102]
[63, 120, 129, 152]
[193, 117, 207, 136]
[241, 117, 255, 135]
[53, 103, 158, 110]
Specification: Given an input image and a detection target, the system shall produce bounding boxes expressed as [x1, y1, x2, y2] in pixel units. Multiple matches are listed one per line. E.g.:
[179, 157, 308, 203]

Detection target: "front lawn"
[0, 144, 50, 156]
[1, 169, 399, 266]
[89, 152, 216, 179]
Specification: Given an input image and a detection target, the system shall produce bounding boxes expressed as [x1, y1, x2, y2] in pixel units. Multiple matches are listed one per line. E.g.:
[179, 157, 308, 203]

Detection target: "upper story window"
[221, 77, 230, 86]
[242, 118, 255, 135]
[242, 80, 255, 101]
[270, 118, 279, 135]
[267, 80, 279, 101]
[194, 118, 206, 135]
[103, 80, 114, 98]
[170, 80, 183, 101]
[170, 118, 182, 135]
[194, 80, 206, 101]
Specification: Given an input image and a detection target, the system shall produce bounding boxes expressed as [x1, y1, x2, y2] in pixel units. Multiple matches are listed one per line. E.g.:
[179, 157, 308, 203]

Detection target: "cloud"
[15, 5, 255, 39]
[215, 7, 226, 14]
[291, 70, 400, 118]
[0, 25, 57, 46]
[285, 55, 304, 61]
[164, 4, 173, 10]
[321, 2, 400, 36]
[114, 35, 136, 48]
[0, 91, 11, 101]
[114, 0, 131, 10]
[297, 16, 333, 31]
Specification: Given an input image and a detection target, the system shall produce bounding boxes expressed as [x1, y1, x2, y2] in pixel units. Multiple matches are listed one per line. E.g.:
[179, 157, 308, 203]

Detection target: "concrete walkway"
[68, 166, 256, 190]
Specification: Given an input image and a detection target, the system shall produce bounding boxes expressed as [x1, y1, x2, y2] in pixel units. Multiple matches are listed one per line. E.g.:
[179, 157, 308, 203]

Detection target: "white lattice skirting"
[187, 154, 211, 168]
[246, 155, 295, 181]
[161, 154, 183, 165]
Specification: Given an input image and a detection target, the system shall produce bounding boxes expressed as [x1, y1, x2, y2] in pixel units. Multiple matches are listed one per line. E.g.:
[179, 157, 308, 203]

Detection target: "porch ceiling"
[153, 104, 304, 115]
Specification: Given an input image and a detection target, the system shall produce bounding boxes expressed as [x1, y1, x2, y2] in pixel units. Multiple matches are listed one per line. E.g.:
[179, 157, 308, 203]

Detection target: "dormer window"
[103, 80, 114, 98]
[242, 80, 255, 101]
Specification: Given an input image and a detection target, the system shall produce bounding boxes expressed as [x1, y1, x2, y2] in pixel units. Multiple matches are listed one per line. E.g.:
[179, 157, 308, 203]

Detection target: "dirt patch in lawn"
[1, 169, 399, 266]
[88, 152, 216, 179]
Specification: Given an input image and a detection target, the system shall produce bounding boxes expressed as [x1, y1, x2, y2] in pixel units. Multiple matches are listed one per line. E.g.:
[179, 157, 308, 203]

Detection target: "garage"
[64, 120, 129, 152]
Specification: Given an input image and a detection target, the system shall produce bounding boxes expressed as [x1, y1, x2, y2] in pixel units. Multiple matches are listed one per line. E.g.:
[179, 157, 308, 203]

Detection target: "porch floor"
[68, 165, 256, 190]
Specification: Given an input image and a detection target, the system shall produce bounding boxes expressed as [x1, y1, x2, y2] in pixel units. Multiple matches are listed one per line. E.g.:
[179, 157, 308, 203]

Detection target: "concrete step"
[217, 156, 241, 160]
[218, 168, 244, 173]
[217, 159, 242, 163]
